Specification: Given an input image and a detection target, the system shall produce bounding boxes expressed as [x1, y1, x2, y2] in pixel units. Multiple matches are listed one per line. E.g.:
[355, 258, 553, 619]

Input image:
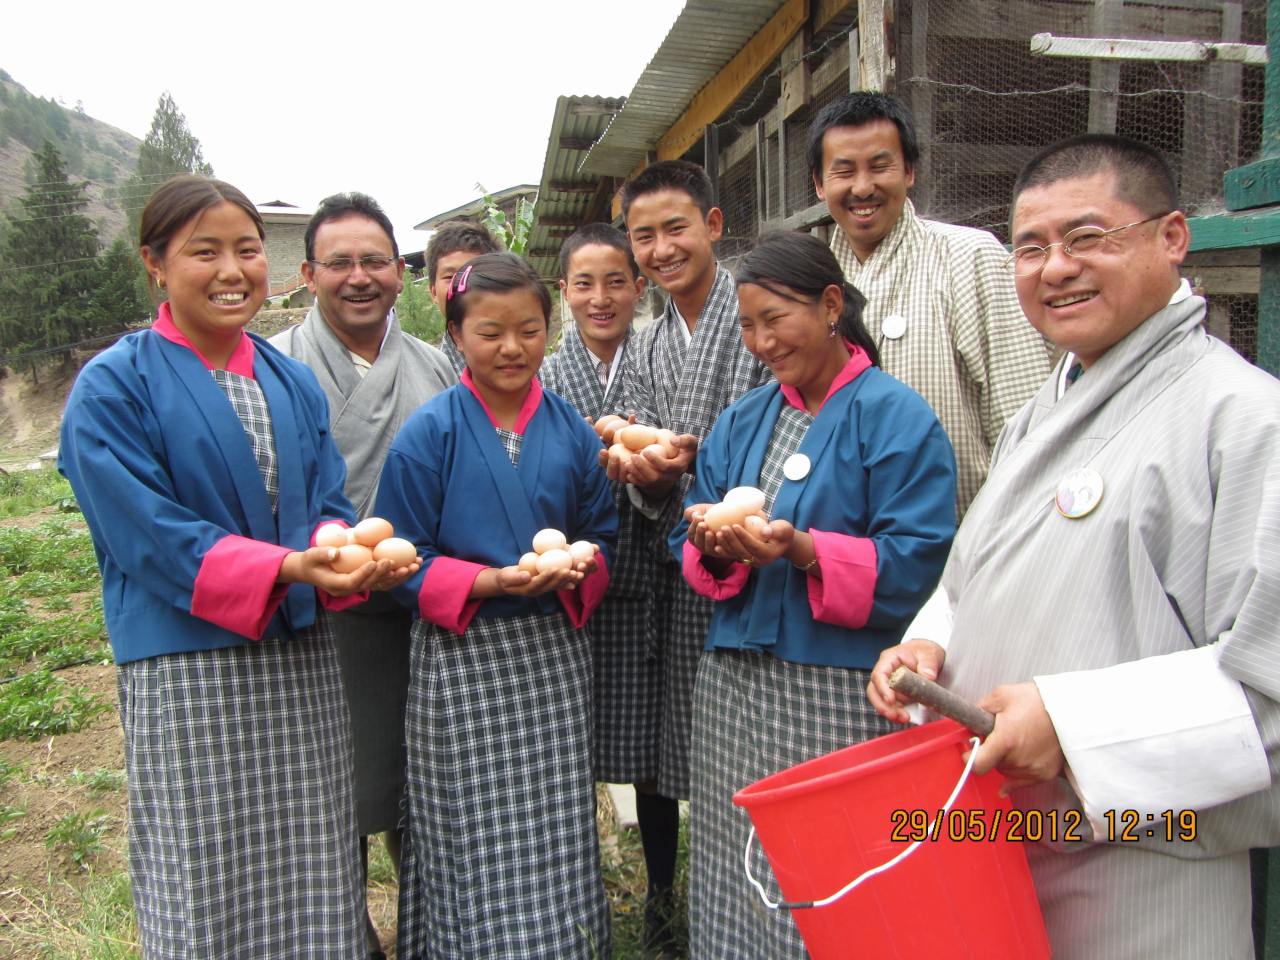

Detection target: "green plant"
[0, 471, 75, 517]
[0, 756, 21, 785]
[0, 670, 111, 739]
[46, 809, 111, 869]
[476, 182, 535, 255]
[0, 800, 26, 840]
[68, 768, 125, 795]
[396, 277, 446, 345]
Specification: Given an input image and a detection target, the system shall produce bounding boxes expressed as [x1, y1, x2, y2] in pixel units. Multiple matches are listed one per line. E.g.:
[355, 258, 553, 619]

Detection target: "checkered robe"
[630, 265, 771, 799]
[439, 330, 466, 376]
[542, 326, 662, 782]
[831, 201, 1052, 517]
[396, 428, 610, 960]
[117, 369, 363, 960]
[687, 407, 895, 960]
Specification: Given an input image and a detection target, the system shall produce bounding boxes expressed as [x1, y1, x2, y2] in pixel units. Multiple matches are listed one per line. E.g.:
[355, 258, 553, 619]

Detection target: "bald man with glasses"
[869, 134, 1280, 959]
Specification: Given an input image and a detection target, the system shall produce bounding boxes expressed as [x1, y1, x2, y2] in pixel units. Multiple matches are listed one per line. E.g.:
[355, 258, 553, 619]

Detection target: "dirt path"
[0, 369, 72, 472]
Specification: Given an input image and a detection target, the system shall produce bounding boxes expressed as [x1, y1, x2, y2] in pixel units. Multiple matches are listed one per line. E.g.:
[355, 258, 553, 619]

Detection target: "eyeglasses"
[1004, 213, 1172, 277]
[310, 255, 398, 274]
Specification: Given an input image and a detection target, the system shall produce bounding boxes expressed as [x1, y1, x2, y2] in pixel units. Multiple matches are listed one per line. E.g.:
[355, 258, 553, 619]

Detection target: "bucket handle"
[744, 735, 981, 911]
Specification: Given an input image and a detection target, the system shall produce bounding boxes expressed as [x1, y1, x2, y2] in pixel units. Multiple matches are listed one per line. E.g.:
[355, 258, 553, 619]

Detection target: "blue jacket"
[59, 328, 355, 664]
[671, 367, 956, 668]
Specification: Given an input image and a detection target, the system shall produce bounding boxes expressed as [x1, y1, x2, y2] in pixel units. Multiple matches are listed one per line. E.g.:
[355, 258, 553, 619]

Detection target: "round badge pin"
[783, 453, 811, 481]
[881, 314, 907, 340]
[1056, 468, 1104, 519]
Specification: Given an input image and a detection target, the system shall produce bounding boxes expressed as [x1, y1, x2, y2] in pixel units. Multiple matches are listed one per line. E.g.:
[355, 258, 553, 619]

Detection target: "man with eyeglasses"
[869, 134, 1280, 959]
[809, 92, 1053, 516]
[272, 192, 455, 960]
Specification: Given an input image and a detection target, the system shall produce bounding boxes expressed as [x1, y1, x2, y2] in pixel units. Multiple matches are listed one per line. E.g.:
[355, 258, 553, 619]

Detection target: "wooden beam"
[535, 214, 585, 227]
[781, 30, 811, 120]
[655, 0, 809, 162]
[815, 0, 855, 33]
[857, 0, 892, 91]
[1187, 208, 1280, 252]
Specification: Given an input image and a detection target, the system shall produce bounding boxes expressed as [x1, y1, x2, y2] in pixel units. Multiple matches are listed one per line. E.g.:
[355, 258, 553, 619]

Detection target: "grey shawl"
[271, 307, 456, 517]
[943, 292, 1280, 958]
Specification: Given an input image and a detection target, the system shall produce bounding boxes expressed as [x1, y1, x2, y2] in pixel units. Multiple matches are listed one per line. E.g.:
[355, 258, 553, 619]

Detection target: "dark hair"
[734, 231, 879, 366]
[621, 159, 716, 220]
[557, 222, 640, 280]
[304, 192, 397, 261]
[806, 92, 920, 181]
[138, 176, 265, 297]
[444, 252, 551, 332]
[426, 221, 502, 284]
[1011, 133, 1179, 222]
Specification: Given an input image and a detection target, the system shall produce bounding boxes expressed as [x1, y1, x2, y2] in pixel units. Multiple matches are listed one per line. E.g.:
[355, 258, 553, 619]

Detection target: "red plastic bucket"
[733, 719, 1050, 959]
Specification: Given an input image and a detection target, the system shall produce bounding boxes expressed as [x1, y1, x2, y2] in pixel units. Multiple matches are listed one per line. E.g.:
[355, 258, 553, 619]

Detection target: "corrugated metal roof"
[526, 95, 626, 281]
[581, 0, 789, 176]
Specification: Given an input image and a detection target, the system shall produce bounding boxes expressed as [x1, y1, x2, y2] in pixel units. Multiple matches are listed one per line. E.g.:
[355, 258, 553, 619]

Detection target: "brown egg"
[532, 528, 568, 555]
[331, 543, 374, 574]
[352, 516, 395, 548]
[536, 548, 574, 573]
[703, 502, 754, 533]
[372, 537, 417, 567]
[601, 419, 626, 445]
[315, 523, 349, 550]
[618, 423, 659, 452]
[743, 514, 770, 536]
[594, 414, 624, 438]
[568, 540, 596, 564]
[518, 551, 541, 575]
[608, 443, 633, 471]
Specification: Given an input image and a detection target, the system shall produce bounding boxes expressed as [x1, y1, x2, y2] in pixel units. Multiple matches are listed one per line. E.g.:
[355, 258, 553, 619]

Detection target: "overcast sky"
[2, 0, 687, 251]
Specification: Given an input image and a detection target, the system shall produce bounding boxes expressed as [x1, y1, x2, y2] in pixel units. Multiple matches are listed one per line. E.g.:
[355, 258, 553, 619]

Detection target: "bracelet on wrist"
[792, 554, 818, 572]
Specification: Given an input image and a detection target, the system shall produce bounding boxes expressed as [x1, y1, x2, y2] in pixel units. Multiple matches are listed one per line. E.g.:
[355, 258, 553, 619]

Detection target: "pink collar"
[151, 301, 256, 377]
[461, 368, 543, 434]
[778, 342, 873, 413]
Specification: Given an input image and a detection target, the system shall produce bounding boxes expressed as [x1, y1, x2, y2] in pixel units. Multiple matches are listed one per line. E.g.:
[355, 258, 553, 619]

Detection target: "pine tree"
[0, 140, 101, 354]
[85, 235, 149, 338]
[120, 92, 214, 233]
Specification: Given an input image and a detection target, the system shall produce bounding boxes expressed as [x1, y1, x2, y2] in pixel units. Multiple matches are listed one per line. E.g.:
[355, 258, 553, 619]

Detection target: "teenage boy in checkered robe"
[810, 92, 1052, 517]
[604, 160, 771, 951]
[541, 224, 663, 793]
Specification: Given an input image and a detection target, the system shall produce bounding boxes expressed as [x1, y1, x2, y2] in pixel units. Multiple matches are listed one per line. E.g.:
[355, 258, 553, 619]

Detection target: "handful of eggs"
[314, 517, 418, 573]
[593, 415, 679, 470]
[699, 486, 770, 534]
[517, 528, 598, 575]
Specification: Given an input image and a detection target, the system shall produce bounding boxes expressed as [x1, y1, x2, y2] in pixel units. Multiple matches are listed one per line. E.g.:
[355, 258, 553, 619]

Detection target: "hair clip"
[448, 264, 474, 301]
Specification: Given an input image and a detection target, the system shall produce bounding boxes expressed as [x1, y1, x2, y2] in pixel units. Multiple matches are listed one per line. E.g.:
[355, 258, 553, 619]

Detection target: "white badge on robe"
[881, 314, 907, 340]
[783, 453, 811, 481]
[1056, 467, 1104, 519]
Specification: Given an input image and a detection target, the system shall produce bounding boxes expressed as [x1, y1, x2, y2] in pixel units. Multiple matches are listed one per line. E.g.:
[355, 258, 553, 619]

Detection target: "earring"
[827, 322, 837, 339]
[156, 276, 166, 291]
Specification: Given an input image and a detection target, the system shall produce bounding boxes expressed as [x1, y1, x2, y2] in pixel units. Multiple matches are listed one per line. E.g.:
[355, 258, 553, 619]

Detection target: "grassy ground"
[0, 470, 686, 959]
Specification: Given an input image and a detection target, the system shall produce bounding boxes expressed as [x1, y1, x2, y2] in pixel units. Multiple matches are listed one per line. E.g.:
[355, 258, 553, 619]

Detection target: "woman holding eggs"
[58, 176, 415, 959]
[671, 231, 958, 958]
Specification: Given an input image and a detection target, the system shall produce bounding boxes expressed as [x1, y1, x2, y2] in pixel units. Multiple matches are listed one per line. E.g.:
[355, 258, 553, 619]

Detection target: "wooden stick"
[888, 666, 996, 738]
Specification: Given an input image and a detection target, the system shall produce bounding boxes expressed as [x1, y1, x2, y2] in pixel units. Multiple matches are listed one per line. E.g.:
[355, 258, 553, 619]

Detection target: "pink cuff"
[681, 539, 751, 600]
[319, 590, 369, 612]
[420, 557, 486, 635]
[192, 535, 292, 640]
[806, 529, 877, 628]
[557, 554, 610, 628]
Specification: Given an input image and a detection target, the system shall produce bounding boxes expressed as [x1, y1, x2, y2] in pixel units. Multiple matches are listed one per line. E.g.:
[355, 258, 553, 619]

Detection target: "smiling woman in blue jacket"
[670, 231, 957, 959]
[58, 176, 415, 960]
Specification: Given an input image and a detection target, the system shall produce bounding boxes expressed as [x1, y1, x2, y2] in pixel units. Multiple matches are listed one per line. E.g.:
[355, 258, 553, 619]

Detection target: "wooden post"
[908, 0, 932, 215]
[1087, 0, 1121, 133]
[857, 0, 891, 91]
[1259, 0, 1280, 378]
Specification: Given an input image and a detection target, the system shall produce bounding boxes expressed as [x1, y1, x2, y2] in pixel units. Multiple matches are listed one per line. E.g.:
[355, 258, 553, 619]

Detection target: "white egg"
[568, 540, 596, 563]
[532, 528, 568, 555]
[536, 548, 574, 573]
[372, 537, 417, 567]
[518, 551, 541, 574]
[723, 486, 766, 513]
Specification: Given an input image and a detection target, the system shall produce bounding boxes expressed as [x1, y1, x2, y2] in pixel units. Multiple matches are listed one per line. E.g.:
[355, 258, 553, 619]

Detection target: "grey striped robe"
[941, 293, 1280, 959]
[629, 265, 771, 799]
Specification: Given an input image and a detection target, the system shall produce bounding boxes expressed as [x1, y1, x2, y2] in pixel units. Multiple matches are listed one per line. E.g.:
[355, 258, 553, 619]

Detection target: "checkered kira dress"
[116, 368, 363, 959]
[542, 329, 662, 783]
[395, 427, 610, 960]
[688, 404, 896, 960]
[631, 266, 771, 799]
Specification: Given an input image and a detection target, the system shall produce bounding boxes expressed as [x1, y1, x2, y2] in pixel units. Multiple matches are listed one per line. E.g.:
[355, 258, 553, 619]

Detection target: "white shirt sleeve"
[626, 482, 666, 520]
[901, 584, 954, 724]
[1034, 643, 1270, 841]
